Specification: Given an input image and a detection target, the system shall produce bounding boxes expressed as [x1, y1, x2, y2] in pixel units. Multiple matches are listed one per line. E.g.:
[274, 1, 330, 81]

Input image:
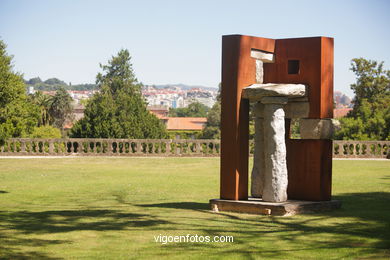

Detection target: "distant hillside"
[25, 77, 97, 91]
[151, 84, 217, 92]
[25, 77, 217, 92]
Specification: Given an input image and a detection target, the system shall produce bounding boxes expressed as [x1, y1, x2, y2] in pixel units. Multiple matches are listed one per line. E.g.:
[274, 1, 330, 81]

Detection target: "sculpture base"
[209, 198, 341, 216]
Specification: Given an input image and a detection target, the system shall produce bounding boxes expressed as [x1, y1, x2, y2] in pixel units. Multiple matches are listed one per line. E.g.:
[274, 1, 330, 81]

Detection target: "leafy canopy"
[29, 89, 74, 132]
[48, 87, 74, 130]
[70, 49, 166, 139]
[169, 101, 209, 117]
[27, 125, 62, 138]
[0, 40, 39, 143]
[201, 84, 221, 139]
[335, 58, 390, 140]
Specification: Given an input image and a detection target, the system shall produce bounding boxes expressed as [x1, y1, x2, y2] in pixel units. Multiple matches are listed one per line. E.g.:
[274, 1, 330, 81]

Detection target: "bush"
[27, 126, 62, 139]
[167, 130, 202, 139]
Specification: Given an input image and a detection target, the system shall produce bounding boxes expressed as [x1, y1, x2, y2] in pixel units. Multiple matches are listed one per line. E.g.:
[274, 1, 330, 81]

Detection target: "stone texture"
[251, 104, 265, 198]
[284, 101, 310, 119]
[261, 96, 288, 104]
[253, 101, 264, 118]
[261, 98, 288, 202]
[209, 198, 342, 216]
[288, 96, 309, 102]
[255, 60, 264, 83]
[250, 53, 292, 203]
[252, 100, 309, 119]
[242, 83, 307, 100]
[300, 119, 337, 139]
[251, 50, 274, 84]
[250, 50, 274, 62]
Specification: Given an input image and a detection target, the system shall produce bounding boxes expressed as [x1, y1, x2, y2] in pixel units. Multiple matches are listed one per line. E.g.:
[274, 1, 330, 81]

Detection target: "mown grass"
[0, 158, 389, 259]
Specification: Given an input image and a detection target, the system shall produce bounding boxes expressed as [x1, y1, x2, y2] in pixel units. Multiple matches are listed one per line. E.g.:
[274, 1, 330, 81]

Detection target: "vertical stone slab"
[250, 51, 274, 199]
[263, 37, 334, 201]
[220, 35, 275, 200]
[251, 110, 265, 198]
[261, 97, 288, 202]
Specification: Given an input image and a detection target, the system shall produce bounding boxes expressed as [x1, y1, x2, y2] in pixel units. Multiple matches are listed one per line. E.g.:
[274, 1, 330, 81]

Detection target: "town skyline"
[1, 0, 390, 97]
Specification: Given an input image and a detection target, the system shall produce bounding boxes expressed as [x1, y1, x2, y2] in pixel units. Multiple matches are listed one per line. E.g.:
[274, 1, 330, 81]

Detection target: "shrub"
[27, 125, 62, 139]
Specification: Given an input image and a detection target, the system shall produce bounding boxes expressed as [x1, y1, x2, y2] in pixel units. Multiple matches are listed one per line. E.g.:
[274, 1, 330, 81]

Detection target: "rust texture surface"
[263, 37, 334, 118]
[286, 139, 333, 201]
[220, 35, 275, 200]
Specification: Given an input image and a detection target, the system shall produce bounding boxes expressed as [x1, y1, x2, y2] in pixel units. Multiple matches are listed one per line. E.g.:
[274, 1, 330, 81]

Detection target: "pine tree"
[70, 49, 166, 139]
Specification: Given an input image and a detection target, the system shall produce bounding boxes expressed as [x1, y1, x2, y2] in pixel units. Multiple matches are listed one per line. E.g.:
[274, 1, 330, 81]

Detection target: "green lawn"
[0, 158, 389, 259]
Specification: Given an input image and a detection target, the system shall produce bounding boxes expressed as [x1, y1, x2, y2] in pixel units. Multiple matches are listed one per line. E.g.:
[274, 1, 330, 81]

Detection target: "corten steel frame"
[220, 35, 334, 201]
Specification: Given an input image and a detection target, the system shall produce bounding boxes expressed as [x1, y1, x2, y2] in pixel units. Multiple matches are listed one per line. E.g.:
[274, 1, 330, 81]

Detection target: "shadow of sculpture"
[1, 192, 388, 259]
[136, 192, 390, 258]
[0, 209, 170, 234]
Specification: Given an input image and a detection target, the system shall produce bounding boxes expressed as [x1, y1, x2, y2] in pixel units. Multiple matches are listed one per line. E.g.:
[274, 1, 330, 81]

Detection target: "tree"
[200, 101, 221, 139]
[201, 84, 221, 139]
[0, 40, 39, 144]
[25, 76, 97, 91]
[349, 58, 390, 116]
[29, 91, 52, 126]
[27, 125, 62, 138]
[70, 49, 166, 139]
[28, 89, 73, 135]
[335, 58, 390, 140]
[26, 77, 42, 85]
[169, 101, 209, 117]
[49, 87, 74, 131]
[44, 78, 67, 86]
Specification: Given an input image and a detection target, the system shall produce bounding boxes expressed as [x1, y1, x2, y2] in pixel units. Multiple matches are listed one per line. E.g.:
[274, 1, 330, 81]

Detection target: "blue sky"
[0, 0, 389, 96]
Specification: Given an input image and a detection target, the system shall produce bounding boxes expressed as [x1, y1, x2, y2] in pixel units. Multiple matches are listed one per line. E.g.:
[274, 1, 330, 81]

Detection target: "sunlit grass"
[0, 158, 389, 259]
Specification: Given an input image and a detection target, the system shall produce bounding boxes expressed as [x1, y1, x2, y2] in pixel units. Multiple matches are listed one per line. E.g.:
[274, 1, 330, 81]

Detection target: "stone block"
[209, 198, 342, 216]
[299, 119, 336, 139]
[284, 101, 310, 119]
[253, 102, 264, 118]
[243, 83, 307, 100]
[250, 50, 274, 63]
[252, 100, 310, 119]
[255, 60, 264, 83]
[251, 116, 265, 198]
[261, 96, 288, 105]
[261, 100, 288, 202]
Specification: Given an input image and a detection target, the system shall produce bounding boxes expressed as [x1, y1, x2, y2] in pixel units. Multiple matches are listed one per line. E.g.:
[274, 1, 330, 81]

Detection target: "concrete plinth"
[209, 198, 341, 216]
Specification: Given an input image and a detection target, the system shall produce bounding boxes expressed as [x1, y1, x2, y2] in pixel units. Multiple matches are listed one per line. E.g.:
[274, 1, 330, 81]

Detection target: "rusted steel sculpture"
[219, 35, 334, 203]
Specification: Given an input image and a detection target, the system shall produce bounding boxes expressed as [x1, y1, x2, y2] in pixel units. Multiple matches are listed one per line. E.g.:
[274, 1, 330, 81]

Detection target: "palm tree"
[30, 91, 52, 126]
[48, 87, 74, 131]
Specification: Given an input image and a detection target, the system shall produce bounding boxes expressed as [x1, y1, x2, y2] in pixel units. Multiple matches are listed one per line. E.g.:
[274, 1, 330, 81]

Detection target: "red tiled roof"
[334, 108, 352, 118]
[148, 106, 169, 118]
[65, 116, 208, 131]
[165, 117, 207, 131]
